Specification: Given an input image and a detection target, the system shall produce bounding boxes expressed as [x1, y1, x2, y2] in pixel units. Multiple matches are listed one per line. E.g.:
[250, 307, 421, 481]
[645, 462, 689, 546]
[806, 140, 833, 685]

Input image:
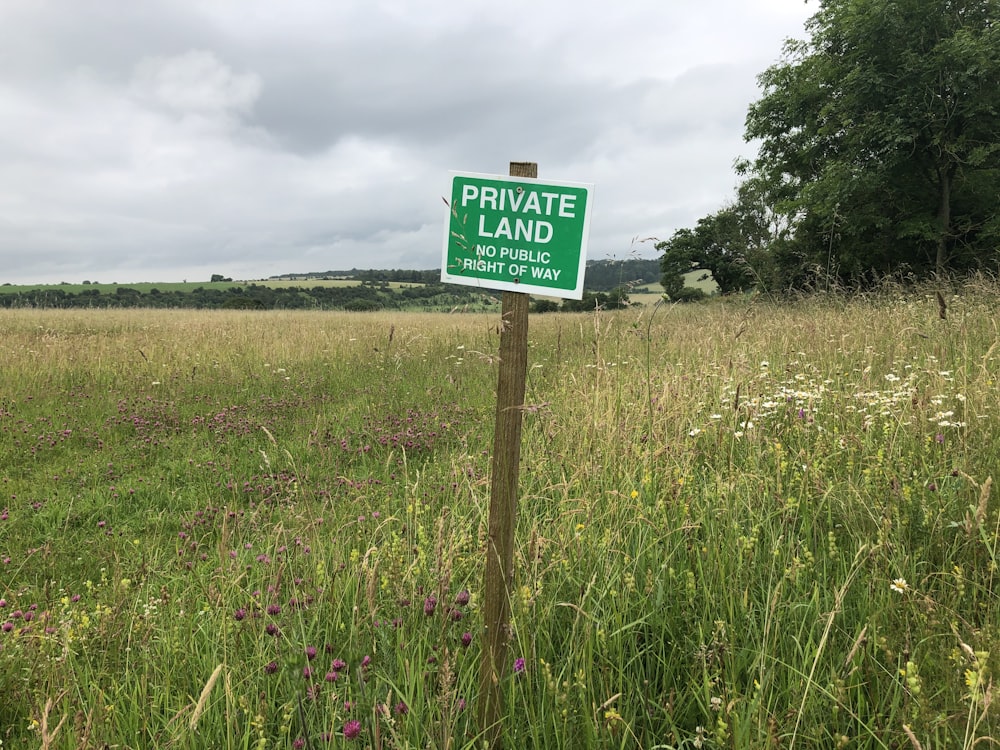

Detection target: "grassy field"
[1, 284, 998, 749]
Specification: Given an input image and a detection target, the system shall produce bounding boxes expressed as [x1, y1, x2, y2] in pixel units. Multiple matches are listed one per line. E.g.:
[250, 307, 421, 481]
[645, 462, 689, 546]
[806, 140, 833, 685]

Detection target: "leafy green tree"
[659, 206, 759, 297]
[531, 298, 560, 314]
[743, 0, 1000, 287]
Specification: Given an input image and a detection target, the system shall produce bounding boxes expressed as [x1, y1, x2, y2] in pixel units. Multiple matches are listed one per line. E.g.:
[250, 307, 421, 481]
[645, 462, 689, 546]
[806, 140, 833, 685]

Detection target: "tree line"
[272, 260, 661, 292]
[0, 282, 489, 311]
[661, 0, 1000, 297]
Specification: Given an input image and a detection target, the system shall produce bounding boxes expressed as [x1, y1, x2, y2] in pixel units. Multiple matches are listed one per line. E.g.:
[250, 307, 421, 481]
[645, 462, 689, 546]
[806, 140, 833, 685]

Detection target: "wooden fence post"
[477, 161, 536, 750]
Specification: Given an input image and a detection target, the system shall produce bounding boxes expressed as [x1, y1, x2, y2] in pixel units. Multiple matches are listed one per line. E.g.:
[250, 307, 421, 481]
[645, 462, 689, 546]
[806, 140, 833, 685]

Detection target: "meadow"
[1, 284, 998, 749]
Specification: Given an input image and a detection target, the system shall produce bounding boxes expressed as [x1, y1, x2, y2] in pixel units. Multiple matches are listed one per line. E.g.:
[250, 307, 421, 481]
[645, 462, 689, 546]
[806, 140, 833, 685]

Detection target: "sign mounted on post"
[441, 171, 594, 300]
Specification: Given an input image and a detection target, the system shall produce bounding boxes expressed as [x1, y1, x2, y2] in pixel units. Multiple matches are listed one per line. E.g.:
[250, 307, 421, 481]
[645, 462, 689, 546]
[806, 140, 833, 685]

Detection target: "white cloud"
[130, 50, 261, 115]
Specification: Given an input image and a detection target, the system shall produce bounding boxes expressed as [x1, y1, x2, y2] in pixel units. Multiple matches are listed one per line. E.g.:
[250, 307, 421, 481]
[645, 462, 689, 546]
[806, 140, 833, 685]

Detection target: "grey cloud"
[0, 1, 813, 284]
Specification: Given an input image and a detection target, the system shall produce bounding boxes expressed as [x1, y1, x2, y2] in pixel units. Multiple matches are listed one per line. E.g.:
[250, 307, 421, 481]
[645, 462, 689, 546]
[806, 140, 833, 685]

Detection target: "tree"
[659, 203, 763, 297]
[743, 0, 1000, 286]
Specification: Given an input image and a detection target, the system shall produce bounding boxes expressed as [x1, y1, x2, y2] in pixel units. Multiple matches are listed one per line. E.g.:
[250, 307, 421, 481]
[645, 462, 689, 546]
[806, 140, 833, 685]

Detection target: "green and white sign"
[441, 171, 594, 299]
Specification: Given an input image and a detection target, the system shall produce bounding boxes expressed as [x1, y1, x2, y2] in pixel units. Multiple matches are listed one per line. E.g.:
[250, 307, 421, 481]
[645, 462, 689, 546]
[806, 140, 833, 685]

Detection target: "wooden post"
[477, 161, 535, 750]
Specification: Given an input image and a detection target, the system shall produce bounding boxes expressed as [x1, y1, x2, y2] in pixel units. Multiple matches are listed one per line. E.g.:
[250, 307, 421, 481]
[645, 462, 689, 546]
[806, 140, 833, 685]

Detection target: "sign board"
[441, 171, 594, 299]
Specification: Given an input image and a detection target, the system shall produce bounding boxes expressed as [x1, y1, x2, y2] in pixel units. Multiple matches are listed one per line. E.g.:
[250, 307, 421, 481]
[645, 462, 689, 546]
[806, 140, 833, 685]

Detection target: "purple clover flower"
[343, 719, 361, 739]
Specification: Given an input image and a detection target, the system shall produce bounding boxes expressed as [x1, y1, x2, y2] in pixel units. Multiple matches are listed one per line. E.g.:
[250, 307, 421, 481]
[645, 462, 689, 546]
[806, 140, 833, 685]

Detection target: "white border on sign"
[440, 171, 594, 300]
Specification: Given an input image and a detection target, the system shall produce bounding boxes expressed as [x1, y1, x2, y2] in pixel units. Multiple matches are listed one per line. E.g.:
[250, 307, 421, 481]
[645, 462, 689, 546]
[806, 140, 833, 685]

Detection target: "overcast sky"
[0, 0, 813, 285]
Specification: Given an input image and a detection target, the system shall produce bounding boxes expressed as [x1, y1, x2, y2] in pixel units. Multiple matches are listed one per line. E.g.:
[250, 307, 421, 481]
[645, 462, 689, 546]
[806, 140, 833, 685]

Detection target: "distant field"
[265, 279, 416, 290]
[630, 271, 718, 306]
[0, 268, 710, 301]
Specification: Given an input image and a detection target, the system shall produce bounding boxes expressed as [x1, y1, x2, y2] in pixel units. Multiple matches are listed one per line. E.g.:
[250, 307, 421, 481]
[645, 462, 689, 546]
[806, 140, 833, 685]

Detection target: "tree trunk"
[935, 164, 952, 276]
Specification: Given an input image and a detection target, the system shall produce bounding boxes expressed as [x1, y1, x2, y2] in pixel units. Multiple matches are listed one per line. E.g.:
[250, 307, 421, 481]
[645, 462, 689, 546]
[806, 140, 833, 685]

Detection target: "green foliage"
[531, 298, 561, 314]
[658, 206, 761, 298]
[743, 0, 1000, 287]
[0, 280, 495, 312]
[559, 287, 630, 311]
[665, 0, 1000, 292]
[582, 258, 662, 291]
[0, 261, 661, 310]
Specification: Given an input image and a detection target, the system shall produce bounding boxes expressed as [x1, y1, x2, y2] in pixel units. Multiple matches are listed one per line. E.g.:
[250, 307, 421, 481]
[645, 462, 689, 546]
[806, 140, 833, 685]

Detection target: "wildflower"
[343, 719, 361, 739]
[461, 631, 472, 647]
[890, 578, 909, 594]
[305, 645, 317, 661]
[424, 596, 437, 616]
[264, 661, 278, 674]
[394, 701, 408, 715]
[234, 608, 247, 621]
[455, 590, 470, 606]
[513, 657, 526, 674]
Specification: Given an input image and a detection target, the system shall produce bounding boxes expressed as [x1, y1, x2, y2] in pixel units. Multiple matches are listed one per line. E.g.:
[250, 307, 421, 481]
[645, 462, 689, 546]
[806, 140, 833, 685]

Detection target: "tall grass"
[0, 286, 998, 749]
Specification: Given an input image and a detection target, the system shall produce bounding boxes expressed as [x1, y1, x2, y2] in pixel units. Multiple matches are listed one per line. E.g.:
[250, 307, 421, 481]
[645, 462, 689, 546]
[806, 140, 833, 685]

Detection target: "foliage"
[0, 260, 659, 310]
[668, 0, 1000, 292]
[746, 0, 1000, 286]
[0, 280, 496, 312]
[559, 287, 630, 311]
[582, 258, 662, 291]
[658, 205, 763, 299]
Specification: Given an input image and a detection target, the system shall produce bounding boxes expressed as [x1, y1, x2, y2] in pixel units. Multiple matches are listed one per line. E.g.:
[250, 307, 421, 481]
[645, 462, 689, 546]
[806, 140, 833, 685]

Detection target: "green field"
[1, 285, 998, 748]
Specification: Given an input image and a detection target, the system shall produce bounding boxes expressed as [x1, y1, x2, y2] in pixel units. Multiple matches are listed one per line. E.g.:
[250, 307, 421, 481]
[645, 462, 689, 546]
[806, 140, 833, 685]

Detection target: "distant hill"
[269, 258, 662, 292]
[581, 258, 661, 291]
